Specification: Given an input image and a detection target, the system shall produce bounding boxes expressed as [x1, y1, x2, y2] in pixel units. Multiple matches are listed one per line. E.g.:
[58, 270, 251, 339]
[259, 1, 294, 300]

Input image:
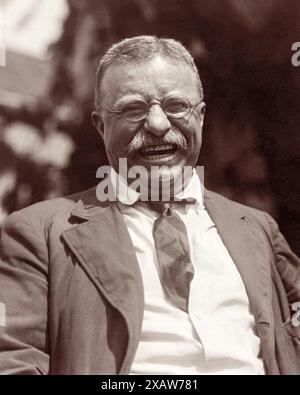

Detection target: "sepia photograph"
[0, 0, 299, 378]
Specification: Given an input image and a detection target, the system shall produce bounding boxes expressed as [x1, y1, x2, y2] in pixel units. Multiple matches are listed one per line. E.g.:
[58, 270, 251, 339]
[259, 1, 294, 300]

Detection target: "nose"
[143, 104, 171, 136]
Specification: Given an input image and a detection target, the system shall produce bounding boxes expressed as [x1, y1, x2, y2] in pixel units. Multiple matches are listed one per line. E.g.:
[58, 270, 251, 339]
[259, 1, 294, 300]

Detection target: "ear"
[199, 101, 206, 127]
[91, 111, 104, 140]
[200, 101, 206, 117]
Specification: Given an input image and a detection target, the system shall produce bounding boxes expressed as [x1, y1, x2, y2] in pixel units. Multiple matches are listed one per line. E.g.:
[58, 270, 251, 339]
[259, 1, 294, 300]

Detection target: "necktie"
[152, 202, 194, 312]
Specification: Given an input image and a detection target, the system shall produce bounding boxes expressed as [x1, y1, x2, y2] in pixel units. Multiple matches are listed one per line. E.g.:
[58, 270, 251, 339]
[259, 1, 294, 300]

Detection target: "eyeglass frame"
[103, 97, 204, 123]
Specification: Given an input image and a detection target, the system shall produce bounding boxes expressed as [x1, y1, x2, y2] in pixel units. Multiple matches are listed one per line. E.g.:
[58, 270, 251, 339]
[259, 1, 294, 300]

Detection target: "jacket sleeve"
[260, 213, 300, 373]
[0, 209, 49, 375]
[265, 213, 300, 307]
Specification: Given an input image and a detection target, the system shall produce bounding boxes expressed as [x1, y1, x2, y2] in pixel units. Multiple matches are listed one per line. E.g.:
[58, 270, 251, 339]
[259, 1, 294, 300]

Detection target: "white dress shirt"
[110, 169, 265, 375]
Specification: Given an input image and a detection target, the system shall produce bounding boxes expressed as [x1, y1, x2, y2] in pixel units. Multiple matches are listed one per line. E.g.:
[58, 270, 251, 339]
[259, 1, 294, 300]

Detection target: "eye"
[121, 101, 148, 118]
[163, 98, 190, 115]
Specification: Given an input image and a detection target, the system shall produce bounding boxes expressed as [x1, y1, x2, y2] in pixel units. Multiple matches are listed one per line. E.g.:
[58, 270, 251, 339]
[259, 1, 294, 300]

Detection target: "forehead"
[101, 56, 200, 105]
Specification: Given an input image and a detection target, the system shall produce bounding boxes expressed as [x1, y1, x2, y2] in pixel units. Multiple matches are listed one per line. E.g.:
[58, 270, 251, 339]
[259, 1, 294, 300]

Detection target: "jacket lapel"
[204, 190, 273, 327]
[61, 188, 144, 372]
[204, 191, 278, 373]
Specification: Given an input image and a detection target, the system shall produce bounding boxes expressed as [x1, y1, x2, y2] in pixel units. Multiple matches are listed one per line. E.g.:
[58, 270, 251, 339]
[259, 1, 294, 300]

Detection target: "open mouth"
[139, 144, 177, 159]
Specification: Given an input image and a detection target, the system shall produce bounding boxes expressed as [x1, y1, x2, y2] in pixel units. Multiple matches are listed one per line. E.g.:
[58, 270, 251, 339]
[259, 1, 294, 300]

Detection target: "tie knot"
[145, 198, 196, 214]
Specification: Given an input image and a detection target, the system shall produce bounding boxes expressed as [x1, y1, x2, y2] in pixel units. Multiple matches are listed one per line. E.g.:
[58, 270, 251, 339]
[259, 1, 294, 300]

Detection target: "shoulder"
[204, 189, 275, 229]
[1, 188, 93, 237]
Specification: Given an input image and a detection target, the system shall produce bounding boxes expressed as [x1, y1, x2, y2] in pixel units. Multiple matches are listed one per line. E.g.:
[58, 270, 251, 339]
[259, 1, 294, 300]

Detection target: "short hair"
[95, 35, 203, 110]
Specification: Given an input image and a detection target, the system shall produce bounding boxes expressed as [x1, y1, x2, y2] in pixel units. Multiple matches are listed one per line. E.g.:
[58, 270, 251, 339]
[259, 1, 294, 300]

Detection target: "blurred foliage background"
[0, 0, 300, 255]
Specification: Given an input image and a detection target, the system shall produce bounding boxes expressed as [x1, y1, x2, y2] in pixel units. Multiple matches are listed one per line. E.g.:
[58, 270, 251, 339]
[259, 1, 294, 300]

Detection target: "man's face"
[93, 56, 205, 185]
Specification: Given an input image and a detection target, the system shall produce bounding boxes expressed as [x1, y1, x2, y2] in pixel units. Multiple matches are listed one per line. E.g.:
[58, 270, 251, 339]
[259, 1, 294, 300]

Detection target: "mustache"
[127, 128, 188, 154]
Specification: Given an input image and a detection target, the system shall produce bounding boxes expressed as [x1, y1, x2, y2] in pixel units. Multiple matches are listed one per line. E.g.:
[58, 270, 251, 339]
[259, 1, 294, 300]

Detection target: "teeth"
[142, 144, 174, 152]
[143, 154, 174, 160]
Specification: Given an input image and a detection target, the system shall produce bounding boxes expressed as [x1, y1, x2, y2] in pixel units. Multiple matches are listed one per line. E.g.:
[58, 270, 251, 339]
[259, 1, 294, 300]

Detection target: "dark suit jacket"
[0, 187, 299, 375]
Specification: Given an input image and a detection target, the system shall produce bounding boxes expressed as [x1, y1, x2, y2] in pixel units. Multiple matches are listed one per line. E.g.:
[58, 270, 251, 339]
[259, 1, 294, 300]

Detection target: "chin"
[155, 165, 183, 181]
[146, 163, 189, 198]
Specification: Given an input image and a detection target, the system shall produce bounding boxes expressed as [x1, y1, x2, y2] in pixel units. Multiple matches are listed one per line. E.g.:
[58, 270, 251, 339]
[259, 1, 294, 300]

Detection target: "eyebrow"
[113, 94, 147, 107]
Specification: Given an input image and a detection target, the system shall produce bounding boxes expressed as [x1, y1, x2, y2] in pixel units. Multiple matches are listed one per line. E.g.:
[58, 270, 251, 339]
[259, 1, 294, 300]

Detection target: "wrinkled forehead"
[99, 56, 201, 102]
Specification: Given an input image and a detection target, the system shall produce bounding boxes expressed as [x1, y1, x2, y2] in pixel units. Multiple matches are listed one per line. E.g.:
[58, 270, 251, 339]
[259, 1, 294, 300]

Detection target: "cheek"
[186, 116, 203, 145]
[104, 122, 139, 153]
[173, 119, 202, 147]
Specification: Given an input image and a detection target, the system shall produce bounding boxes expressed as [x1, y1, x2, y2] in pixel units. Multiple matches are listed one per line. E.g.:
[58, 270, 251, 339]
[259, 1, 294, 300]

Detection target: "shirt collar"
[110, 167, 204, 209]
